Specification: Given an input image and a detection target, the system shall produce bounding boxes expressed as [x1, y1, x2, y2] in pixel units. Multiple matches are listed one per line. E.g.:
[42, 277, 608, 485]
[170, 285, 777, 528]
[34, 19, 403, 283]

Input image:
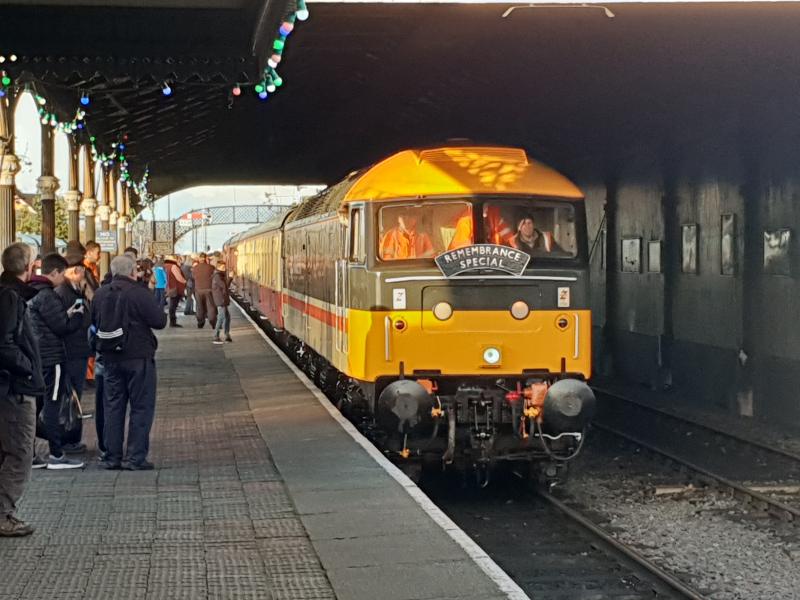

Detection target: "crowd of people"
[0, 241, 232, 538]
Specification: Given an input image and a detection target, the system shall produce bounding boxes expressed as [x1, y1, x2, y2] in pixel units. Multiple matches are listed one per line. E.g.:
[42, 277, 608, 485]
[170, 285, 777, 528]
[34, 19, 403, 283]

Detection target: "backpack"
[95, 284, 131, 354]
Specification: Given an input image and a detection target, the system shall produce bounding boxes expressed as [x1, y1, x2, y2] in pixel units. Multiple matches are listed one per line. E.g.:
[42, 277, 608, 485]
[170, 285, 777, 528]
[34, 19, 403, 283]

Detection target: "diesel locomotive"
[226, 146, 595, 485]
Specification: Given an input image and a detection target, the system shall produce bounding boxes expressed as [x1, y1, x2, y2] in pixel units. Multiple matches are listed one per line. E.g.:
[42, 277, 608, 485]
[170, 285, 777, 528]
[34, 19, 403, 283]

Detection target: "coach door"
[335, 221, 349, 354]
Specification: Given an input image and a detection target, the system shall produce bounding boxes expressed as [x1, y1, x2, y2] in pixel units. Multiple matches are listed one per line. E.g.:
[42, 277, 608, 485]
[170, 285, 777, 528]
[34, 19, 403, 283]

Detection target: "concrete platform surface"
[0, 307, 522, 600]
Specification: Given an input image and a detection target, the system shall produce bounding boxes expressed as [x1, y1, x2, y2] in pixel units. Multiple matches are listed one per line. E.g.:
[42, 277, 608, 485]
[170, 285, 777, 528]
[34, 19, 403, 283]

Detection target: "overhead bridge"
[131, 204, 290, 253]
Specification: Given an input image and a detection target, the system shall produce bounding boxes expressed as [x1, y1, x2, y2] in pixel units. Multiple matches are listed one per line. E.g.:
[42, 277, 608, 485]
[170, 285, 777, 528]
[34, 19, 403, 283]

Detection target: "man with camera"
[55, 250, 94, 453]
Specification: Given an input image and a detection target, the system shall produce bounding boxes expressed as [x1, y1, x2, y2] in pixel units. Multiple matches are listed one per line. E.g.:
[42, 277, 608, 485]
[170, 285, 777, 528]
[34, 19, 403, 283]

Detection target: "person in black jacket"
[92, 255, 167, 470]
[55, 251, 93, 453]
[0, 242, 45, 537]
[28, 254, 85, 470]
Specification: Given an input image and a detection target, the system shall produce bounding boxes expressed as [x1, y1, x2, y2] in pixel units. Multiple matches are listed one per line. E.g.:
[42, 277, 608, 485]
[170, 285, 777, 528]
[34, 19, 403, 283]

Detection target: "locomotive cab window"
[349, 207, 365, 263]
[482, 200, 578, 259]
[378, 201, 473, 261]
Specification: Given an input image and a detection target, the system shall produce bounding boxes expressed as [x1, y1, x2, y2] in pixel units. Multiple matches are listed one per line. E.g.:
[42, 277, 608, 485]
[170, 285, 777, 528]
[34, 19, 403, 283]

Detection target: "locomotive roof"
[281, 146, 583, 226]
[343, 146, 584, 203]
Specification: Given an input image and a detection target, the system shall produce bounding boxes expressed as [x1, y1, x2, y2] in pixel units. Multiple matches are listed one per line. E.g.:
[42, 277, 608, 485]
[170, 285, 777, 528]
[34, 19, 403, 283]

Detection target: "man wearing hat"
[55, 248, 93, 453]
[55, 249, 92, 405]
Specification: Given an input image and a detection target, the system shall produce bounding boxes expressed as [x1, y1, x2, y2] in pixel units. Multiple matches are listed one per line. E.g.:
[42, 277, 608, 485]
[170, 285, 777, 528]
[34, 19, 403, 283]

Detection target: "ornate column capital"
[80, 197, 98, 217]
[0, 154, 20, 186]
[63, 189, 82, 212]
[36, 175, 60, 198]
[96, 204, 111, 223]
[117, 215, 129, 230]
[109, 210, 119, 227]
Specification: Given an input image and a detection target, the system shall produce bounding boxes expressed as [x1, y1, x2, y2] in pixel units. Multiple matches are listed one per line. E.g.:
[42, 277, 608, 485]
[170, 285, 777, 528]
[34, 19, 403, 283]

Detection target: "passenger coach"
[226, 146, 596, 485]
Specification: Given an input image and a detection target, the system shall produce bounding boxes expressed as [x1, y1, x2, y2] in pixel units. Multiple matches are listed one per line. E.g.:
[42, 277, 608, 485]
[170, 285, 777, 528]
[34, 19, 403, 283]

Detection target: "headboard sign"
[435, 244, 530, 277]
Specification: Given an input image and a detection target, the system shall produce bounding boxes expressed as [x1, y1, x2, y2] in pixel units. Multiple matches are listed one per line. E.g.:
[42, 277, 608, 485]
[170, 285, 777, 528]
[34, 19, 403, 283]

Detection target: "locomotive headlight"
[483, 347, 501, 365]
[433, 302, 453, 321]
[510, 300, 529, 320]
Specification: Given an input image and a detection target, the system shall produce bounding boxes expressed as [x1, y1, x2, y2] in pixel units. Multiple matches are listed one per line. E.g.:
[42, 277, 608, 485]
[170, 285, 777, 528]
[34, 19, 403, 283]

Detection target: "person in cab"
[380, 211, 434, 260]
[447, 205, 514, 250]
[510, 215, 559, 254]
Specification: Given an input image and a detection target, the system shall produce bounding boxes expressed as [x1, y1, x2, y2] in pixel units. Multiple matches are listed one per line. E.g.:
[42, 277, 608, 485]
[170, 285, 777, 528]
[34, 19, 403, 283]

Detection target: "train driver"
[380, 210, 435, 260]
[510, 215, 559, 254]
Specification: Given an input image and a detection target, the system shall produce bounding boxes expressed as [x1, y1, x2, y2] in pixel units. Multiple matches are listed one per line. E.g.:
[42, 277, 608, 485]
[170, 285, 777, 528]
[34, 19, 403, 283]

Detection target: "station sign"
[177, 210, 211, 228]
[435, 244, 530, 277]
[97, 230, 117, 253]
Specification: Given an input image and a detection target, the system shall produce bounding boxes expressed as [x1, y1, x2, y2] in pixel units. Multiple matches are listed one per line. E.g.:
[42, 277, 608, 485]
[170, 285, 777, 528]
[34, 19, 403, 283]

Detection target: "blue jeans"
[214, 306, 230, 338]
[104, 358, 157, 466]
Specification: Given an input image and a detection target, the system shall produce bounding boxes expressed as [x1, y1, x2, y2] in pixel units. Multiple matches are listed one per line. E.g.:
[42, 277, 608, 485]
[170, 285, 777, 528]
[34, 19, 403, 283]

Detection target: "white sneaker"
[46, 454, 84, 470]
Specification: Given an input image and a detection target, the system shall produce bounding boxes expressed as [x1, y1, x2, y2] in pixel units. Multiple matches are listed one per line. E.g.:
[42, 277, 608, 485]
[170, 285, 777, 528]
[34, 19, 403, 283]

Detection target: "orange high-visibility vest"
[380, 228, 434, 260]
[485, 206, 514, 246]
[448, 206, 513, 250]
[448, 215, 474, 250]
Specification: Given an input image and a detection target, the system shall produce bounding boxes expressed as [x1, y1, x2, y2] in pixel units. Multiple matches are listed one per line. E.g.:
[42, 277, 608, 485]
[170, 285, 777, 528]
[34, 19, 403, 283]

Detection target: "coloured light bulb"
[1, 75, 10, 86]
[162, 82, 172, 96]
[279, 22, 294, 36]
[296, 0, 309, 21]
[232, 85, 242, 97]
[80, 93, 90, 106]
[258, 91, 268, 100]
[254, 83, 265, 94]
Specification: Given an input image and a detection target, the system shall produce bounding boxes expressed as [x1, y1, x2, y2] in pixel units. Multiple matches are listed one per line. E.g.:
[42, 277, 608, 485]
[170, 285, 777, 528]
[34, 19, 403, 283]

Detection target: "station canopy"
[3, 1, 800, 206]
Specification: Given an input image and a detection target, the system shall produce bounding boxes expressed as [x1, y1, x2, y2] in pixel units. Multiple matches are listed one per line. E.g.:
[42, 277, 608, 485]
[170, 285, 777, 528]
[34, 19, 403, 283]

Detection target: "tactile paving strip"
[1, 320, 335, 599]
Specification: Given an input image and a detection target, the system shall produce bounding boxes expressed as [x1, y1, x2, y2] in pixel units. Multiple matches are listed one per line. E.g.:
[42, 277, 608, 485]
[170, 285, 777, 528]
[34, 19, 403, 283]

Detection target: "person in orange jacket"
[448, 205, 514, 250]
[380, 212, 434, 260]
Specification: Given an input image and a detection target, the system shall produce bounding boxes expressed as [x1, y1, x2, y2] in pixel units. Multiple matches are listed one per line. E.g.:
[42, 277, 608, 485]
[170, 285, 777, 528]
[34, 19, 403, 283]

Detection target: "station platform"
[0, 307, 521, 600]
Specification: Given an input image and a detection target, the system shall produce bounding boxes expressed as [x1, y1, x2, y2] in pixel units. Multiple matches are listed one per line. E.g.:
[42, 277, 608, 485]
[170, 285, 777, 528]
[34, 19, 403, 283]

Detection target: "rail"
[538, 490, 708, 600]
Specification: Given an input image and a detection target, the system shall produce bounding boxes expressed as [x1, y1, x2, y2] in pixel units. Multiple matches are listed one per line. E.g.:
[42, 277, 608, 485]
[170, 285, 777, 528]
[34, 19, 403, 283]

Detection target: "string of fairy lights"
[0, 0, 311, 201]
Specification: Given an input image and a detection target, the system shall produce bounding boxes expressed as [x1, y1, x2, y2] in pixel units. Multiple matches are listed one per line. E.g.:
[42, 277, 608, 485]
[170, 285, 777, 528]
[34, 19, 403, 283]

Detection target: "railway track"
[593, 389, 800, 522]
[420, 470, 709, 600]
[238, 297, 710, 599]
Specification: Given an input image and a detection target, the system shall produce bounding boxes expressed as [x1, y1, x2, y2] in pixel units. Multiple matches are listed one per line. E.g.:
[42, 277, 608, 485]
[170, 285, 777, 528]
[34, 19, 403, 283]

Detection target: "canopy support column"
[38, 122, 59, 255]
[0, 87, 17, 251]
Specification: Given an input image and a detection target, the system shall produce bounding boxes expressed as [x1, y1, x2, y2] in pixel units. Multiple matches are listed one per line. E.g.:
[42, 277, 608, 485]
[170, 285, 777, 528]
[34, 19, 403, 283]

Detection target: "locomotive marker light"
[435, 244, 530, 277]
[483, 346, 502, 365]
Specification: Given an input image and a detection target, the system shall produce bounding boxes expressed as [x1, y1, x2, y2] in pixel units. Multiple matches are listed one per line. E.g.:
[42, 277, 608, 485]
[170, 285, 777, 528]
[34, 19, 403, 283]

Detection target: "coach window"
[349, 207, 365, 263]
